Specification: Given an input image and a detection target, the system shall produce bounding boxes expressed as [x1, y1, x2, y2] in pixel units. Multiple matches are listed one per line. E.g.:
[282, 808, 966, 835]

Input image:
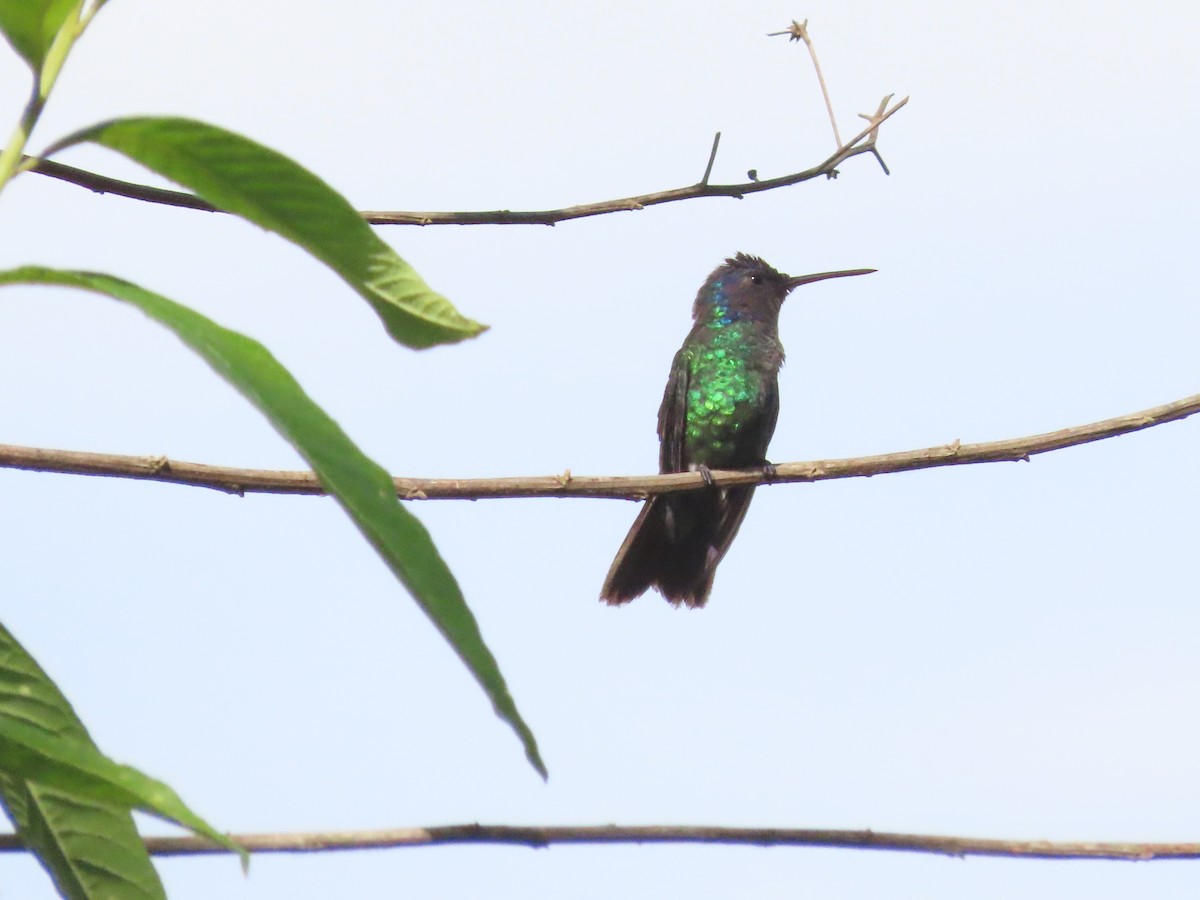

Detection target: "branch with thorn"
[22, 23, 904, 226]
[700, 131, 721, 186]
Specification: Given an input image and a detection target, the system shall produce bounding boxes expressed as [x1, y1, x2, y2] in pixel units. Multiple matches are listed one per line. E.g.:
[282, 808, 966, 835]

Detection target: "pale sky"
[2, 2, 1199, 898]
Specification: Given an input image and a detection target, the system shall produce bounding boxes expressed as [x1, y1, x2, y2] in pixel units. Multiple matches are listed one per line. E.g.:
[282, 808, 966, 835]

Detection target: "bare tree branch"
[19, 97, 905, 227]
[0, 823, 1190, 861]
[1, 391, 1196, 500]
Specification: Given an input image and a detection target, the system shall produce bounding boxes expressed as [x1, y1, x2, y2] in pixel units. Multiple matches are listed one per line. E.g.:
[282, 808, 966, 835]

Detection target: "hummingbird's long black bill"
[785, 268, 876, 291]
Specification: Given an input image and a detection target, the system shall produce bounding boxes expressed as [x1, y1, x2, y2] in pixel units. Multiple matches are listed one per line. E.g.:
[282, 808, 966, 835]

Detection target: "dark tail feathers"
[599, 488, 756, 608]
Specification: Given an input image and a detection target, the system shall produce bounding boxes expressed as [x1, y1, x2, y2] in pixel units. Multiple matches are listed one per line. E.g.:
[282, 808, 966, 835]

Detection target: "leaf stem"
[0, 0, 93, 195]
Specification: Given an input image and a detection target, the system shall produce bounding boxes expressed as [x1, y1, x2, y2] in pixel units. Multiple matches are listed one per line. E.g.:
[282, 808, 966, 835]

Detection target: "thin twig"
[769, 20, 843, 149]
[700, 131, 721, 186]
[19, 98, 904, 226]
[0, 824, 1191, 861]
[1, 389, 1195, 500]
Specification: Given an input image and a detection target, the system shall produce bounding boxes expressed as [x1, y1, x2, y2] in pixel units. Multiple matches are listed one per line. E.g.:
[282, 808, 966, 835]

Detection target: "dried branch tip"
[767, 20, 809, 42]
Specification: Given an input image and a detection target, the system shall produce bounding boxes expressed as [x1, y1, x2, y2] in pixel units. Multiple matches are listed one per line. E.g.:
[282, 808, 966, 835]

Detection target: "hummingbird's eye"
[749, 273, 763, 285]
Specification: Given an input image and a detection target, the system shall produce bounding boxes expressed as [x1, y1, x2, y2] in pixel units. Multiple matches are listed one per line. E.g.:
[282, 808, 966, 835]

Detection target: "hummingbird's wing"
[657, 346, 692, 474]
[744, 377, 780, 464]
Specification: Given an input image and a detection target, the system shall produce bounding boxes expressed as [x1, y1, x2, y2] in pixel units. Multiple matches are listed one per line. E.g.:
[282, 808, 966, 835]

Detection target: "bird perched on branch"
[600, 253, 874, 608]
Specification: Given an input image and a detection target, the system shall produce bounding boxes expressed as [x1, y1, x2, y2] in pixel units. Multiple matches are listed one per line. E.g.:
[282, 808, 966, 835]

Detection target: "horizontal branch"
[0, 391, 1197, 501]
[23, 97, 906, 226]
[0, 823, 1193, 861]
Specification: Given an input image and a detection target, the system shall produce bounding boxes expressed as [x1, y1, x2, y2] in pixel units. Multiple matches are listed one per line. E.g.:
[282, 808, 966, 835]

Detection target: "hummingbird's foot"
[762, 461, 778, 482]
[697, 464, 715, 487]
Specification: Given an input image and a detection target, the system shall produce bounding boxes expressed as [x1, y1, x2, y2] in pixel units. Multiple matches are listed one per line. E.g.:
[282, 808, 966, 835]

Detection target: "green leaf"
[0, 267, 546, 778]
[47, 117, 487, 349]
[0, 716, 245, 863]
[0, 0, 76, 71]
[1, 779, 167, 900]
[0, 620, 167, 899]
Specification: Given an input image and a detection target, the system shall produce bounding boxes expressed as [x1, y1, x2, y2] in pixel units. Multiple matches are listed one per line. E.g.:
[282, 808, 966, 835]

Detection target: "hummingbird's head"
[693, 252, 875, 326]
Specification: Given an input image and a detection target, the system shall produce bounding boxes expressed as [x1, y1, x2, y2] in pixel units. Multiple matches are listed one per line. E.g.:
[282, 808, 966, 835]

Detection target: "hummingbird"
[600, 253, 874, 608]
